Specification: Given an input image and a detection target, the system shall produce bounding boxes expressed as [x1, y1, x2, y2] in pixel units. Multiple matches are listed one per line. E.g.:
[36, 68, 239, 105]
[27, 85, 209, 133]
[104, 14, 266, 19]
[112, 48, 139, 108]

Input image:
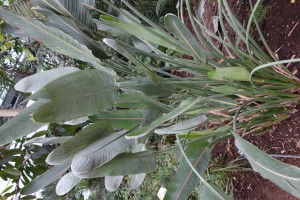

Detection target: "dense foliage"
[0, 0, 300, 200]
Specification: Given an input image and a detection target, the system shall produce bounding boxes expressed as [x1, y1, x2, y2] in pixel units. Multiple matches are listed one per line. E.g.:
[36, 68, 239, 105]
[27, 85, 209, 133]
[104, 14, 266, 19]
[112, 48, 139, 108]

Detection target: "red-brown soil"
[190, 0, 300, 199]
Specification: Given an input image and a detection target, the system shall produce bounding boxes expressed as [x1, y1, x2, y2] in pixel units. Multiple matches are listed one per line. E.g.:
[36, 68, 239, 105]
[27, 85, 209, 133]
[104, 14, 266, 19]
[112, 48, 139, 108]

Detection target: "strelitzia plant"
[0, 0, 300, 199]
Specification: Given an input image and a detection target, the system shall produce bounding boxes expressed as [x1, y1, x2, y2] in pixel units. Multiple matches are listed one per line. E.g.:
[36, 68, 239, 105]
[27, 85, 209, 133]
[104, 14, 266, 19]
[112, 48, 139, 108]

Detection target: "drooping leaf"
[21, 163, 70, 195]
[15, 67, 79, 93]
[208, 67, 250, 81]
[164, 14, 206, 62]
[34, 8, 108, 59]
[29, 70, 118, 122]
[234, 132, 300, 198]
[0, 100, 48, 146]
[71, 130, 135, 175]
[155, 115, 207, 135]
[25, 136, 72, 145]
[76, 151, 156, 178]
[56, 172, 81, 196]
[105, 176, 123, 192]
[46, 122, 113, 165]
[164, 142, 211, 200]
[126, 98, 201, 139]
[90, 109, 144, 129]
[211, 85, 238, 95]
[0, 8, 112, 75]
[31, 0, 96, 30]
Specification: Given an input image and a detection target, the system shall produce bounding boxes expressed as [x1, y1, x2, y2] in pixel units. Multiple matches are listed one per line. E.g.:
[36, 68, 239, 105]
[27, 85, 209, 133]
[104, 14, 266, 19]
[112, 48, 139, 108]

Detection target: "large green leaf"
[164, 14, 206, 62]
[208, 67, 250, 81]
[21, 163, 70, 195]
[90, 109, 144, 129]
[100, 15, 185, 52]
[25, 136, 72, 145]
[34, 8, 108, 59]
[234, 132, 300, 198]
[29, 70, 118, 122]
[126, 98, 201, 139]
[155, 115, 207, 135]
[46, 122, 114, 165]
[0, 8, 112, 75]
[31, 0, 96, 30]
[105, 176, 123, 192]
[164, 142, 211, 200]
[56, 172, 81, 196]
[0, 100, 48, 146]
[15, 67, 79, 93]
[71, 130, 135, 175]
[76, 151, 156, 178]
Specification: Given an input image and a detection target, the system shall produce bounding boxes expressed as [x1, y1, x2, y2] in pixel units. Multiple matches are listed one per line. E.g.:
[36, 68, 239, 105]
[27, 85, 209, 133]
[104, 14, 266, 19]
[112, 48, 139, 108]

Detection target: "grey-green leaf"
[21, 163, 70, 195]
[15, 67, 79, 93]
[164, 142, 211, 200]
[30, 70, 118, 122]
[0, 100, 48, 146]
[25, 136, 72, 145]
[71, 130, 135, 175]
[56, 172, 81, 196]
[155, 115, 207, 135]
[126, 98, 201, 139]
[234, 132, 300, 198]
[90, 109, 144, 129]
[31, 0, 96, 30]
[164, 14, 206, 62]
[129, 173, 146, 190]
[46, 122, 113, 165]
[199, 183, 233, 200]
[105, 176, 123, 192]
[0, 8, 112, 75]
[76, 151, 156, 178]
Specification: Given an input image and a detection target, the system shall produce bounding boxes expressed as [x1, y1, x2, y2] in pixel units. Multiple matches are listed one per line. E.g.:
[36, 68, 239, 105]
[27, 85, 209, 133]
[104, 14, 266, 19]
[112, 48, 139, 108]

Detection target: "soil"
[189, 0, 300, 199]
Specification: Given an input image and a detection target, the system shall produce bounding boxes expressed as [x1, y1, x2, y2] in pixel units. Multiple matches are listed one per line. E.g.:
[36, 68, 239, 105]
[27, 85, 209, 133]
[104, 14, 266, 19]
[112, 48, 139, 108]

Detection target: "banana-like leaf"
[25, 136, 72, 145]
[199, 183, 233, 200]
[31, 0, 96, 30]
[234, 132, 300, 198]
[95, 19, 131, 41]
[164, 14, 206, 63]
[129, 173, 146, 190]
[105, 176, 123, 192]
[208, 67, 250, 81]
[90, 109, 144, 129]
[71, 130, 135, 175]
[164, 142, 211, 200]
[0, 100, 48, 146]
[0, 8, 112, 75]
[15, 67, 79, 93]
[21, 163, 70, 195]
[126, 98, 201, 139]
[46, 122, 113, 165]
[9, 0, 40, 18]
[56, 172, 81, 195]
[29, 70, 118, 122]
[76, 151, 156, 178]
[100, 15, 185, 52]
[155, 115, 207, 135]
[114, 92, 171, 113]
[34, 8, 108, 59]
[202, 97, 237, 108]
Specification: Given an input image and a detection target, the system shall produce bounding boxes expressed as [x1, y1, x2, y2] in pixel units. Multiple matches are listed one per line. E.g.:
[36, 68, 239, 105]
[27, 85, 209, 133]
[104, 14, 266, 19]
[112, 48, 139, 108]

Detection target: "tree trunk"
[0, 109, 23, 117]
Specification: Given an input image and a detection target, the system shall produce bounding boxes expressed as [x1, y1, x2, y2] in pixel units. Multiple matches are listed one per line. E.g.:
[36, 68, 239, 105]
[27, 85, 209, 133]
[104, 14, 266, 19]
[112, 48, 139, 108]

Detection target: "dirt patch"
[190, 0, 300, 199]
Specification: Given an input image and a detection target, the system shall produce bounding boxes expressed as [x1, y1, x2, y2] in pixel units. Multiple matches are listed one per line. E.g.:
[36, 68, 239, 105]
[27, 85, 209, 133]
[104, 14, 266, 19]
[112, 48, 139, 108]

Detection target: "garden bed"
[191, 0, 300, 199]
